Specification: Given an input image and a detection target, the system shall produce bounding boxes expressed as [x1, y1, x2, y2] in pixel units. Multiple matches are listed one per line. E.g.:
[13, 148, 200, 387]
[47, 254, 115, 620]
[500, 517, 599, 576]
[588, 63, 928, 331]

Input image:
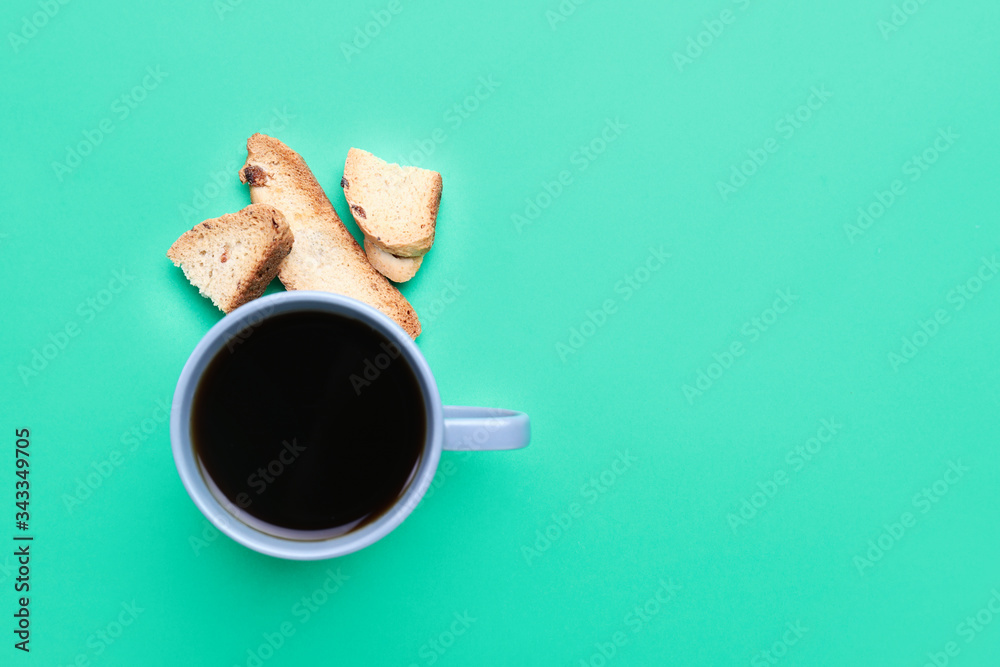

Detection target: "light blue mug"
[170, 291, 530, 560]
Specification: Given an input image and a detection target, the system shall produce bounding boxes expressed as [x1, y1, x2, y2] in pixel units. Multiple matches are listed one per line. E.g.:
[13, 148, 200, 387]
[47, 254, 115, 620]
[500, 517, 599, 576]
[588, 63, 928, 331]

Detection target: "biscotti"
[342, 148, 442, 282]
[167, 203, 293, 313]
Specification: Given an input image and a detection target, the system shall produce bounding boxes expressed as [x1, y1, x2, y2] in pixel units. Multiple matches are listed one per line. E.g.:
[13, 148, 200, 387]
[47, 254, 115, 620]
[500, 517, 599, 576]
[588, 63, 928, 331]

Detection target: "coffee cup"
[170, 291, 529, 560]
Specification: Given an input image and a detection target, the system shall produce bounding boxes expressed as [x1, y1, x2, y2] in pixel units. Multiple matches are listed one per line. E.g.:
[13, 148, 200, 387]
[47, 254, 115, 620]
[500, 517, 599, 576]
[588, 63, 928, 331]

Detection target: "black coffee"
[191, 310, 425, 535]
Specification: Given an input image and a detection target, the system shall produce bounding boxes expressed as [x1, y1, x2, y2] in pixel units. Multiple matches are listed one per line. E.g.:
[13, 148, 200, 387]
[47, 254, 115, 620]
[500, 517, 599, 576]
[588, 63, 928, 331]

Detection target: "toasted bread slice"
[167, 204, 293, 313]
[342, 148, 442, 258]
[239, 134, 421, 338]
[363, 237, 423, 283]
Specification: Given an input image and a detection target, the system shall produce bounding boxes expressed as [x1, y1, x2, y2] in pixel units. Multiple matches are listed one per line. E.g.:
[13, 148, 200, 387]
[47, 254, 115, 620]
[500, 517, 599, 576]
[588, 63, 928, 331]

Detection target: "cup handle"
[442, 406, 530, 451]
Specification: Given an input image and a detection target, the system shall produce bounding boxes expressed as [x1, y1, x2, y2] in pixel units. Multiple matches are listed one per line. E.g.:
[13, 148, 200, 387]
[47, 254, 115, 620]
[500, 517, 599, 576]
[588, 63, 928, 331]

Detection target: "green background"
[2, 0, 999, 664]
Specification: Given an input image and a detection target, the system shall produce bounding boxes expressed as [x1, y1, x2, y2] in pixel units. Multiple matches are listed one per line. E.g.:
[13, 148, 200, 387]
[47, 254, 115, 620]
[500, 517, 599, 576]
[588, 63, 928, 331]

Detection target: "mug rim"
[170, 291, 443, 560]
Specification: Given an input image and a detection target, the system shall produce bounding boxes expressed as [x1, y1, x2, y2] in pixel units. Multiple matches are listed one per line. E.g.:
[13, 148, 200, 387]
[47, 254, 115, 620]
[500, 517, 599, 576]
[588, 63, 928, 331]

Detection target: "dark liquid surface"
[191, 311, 425, 534]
